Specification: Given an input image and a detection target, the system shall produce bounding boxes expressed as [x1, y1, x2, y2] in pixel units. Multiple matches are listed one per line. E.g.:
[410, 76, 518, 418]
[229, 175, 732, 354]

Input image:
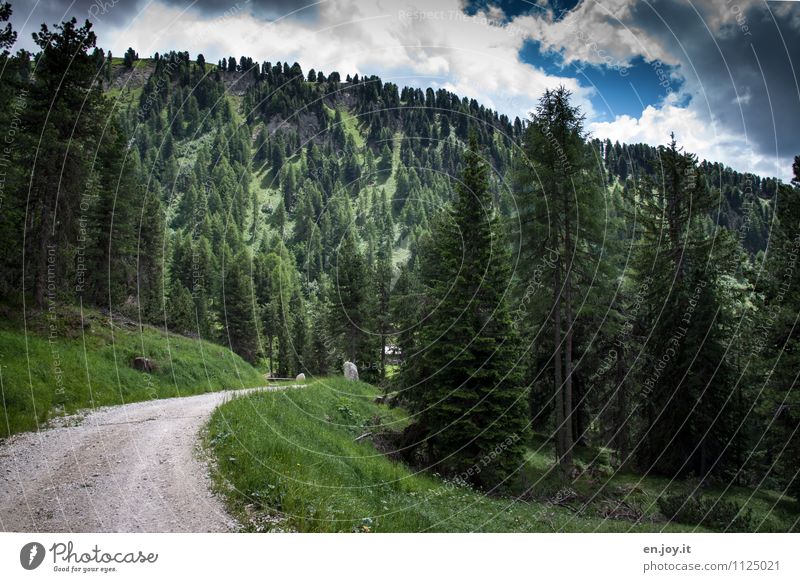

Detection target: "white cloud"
[514, 0, 652, 66]
[514, 0, 762, 68]
[589, 103, 791, 179]
[99, 0, 594, 123]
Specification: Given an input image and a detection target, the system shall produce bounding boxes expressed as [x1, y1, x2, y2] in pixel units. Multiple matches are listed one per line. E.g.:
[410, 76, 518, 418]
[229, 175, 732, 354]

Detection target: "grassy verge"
[0, 304, 266, 437]
[208, 378, 798, 532]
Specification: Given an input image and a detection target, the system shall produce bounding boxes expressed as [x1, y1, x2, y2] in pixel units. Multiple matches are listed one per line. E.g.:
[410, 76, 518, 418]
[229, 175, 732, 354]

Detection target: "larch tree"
[514, 87, 605, 471]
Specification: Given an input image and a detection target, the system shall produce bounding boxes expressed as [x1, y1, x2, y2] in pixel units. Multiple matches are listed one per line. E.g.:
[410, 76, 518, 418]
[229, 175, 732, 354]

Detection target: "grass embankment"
[0, 304, 266, 437]
[207, 378, 800, 532]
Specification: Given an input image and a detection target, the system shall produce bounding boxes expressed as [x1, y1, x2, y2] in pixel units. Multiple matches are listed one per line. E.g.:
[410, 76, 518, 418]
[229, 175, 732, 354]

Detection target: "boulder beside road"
[343, 361, 359, 381]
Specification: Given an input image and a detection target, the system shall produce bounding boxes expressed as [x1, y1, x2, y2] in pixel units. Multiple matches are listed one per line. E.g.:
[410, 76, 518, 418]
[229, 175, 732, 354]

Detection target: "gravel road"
[0, 386, 289, 533]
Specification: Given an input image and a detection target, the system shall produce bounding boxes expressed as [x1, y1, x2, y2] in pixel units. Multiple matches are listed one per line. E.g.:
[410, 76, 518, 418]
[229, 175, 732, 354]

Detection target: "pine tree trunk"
[553, 258, 565, 465]
[33, 198, 51, 310]
[563, 225, 575, 469]
[268, 333, 274, 376]
[614, 354, 630, 463]
[380, 330, 386, 381]
[735, 381, 742, 485]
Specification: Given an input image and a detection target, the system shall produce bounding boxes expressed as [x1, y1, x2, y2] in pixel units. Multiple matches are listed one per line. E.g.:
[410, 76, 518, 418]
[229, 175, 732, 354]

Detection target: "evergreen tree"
[758, 158, 800, 496]
[138, 187, 166, 322]
[327, 230, 373, 367]
[514, 87, 605, 470]
[270, 199, 287, 238]
[405, 134, 528, 488]
[123, 46, 137, 68]
[167, 277, 195, 334]
[221, 248, 260, 363]
[23, 18, 107, 309]
[378, 143, 393, 175]
[0, 3, 15, 55]
[633, 136, 740, 478]
[82, 120, 140, 309]
[374, 227, 393, 381]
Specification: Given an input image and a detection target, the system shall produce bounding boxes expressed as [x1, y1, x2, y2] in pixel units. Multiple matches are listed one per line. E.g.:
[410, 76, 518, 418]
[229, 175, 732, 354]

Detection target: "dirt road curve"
[0, 386, 288, 533]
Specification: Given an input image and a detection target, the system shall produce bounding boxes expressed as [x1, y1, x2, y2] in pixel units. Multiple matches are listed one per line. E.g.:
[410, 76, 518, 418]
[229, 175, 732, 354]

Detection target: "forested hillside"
[1, 10, 798, 508]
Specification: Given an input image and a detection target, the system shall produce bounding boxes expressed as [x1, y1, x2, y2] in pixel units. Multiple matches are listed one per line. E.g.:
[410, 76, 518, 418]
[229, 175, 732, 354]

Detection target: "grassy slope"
[208, 378, 798, 532]
[0, 304, 266, 437]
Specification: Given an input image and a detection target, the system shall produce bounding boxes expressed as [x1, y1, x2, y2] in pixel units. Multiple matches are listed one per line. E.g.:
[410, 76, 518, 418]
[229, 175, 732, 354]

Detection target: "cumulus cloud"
[625, 0, 800, 178]
[512, 0, 799, 179]
[515, 0, 764, 67]
[515, 0, 651, 65]
[588, 103, 787, 179]
[86, 0, 595, 120]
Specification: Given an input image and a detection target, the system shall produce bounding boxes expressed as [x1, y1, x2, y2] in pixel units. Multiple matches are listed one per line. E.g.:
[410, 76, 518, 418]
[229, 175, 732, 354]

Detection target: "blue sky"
[519, 40, 688, 120]
[8, 0, 800, 179]
[464, 0, 582, 21]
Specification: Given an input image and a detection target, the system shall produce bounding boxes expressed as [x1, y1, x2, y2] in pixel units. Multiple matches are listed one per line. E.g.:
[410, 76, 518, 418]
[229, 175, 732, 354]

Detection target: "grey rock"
[343, 361, 359, 381]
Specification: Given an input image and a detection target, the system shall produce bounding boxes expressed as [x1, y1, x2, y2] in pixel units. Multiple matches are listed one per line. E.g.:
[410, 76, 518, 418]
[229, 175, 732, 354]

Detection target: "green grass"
[0, 304, 266, 437]
[337, 107, 365, 150]
[208, 378, 798, 532]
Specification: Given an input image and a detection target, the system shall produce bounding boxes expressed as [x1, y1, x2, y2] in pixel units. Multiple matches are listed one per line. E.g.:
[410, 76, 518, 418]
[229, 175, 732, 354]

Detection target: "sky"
[8, 0, 800, 180]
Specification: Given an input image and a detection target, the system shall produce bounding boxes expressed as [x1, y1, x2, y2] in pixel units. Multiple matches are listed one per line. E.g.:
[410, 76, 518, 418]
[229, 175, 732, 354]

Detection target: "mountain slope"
[0, 304, 265, 437]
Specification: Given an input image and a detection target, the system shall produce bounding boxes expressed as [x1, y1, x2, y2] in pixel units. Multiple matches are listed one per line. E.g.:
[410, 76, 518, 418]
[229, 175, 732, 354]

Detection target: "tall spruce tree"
[221, 246, 260, 364]
[138, 185, 166, 323]
[374, 240, 393, 381]
[327, 229, 375, 370]
[758, 158, 800, 496]
[633, 136, 739, 478]
[406, 133, 528, 489]
[23, 18, 107, 309]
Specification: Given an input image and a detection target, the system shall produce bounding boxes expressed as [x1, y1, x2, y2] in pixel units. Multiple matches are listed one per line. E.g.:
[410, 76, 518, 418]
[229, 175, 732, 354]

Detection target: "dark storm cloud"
[158, 0, 318, 21]
[629, 0, 800, 164]
[464, 0, 578, 21]
[6, 0, 321, 57]
[8, 0, 316, 42]
[10, 0, 144, 29]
